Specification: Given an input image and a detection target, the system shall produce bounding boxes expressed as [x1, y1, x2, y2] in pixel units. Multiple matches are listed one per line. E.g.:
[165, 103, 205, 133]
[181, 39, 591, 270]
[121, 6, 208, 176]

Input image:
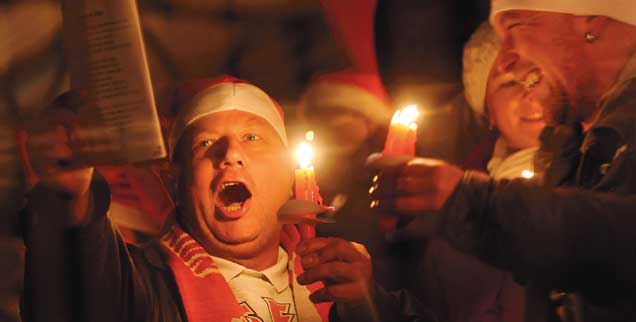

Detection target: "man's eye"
[500, 80, 517, 89]
[244, 134, 260, 142]
[198, 139, 214, 148]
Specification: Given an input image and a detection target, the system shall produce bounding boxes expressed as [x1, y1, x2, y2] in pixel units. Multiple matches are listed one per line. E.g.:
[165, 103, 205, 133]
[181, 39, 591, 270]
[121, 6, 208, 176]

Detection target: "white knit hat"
[491, 0, 636, 26]
[462, 22, 500, 115]
[168, 76, 287, 160]
[299, 70, 391, 125]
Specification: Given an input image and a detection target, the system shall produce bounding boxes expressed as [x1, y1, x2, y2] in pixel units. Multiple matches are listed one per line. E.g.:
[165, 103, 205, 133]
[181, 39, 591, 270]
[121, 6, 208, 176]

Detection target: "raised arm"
[20, 93, 149, 322]
[367, 154, 636, 302]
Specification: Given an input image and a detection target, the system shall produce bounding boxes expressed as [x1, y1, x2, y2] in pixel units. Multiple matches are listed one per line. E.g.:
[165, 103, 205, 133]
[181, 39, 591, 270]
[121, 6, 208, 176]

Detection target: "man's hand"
[296, 237, 373, 305]
[23, 93, 94, 225]
[366, 154, 464, 215]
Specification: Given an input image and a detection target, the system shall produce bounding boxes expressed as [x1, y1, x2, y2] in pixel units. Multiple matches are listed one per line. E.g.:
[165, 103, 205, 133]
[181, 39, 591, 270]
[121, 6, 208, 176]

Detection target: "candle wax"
[383, 123, 417, 156]
[294, 167, 322, 204]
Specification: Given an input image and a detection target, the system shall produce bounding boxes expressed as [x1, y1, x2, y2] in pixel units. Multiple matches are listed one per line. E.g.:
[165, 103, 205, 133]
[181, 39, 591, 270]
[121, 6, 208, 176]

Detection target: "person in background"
[306, 0, 431, 294]
[298, 70, 390, 197]
[369, 1, 636, 321]
[297, 70, 407, 288]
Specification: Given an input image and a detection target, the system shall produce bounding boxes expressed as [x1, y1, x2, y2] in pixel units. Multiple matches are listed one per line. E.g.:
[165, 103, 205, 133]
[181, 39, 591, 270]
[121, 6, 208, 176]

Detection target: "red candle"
[383, 105, 419, 156]
[405, 123, 417, 156]
[294, 141, 323, 204]
[378, 105, 419, 236]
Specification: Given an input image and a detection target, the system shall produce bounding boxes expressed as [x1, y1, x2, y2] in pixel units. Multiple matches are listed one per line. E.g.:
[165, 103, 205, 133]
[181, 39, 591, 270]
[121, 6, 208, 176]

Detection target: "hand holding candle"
[372, 105, 420, 236]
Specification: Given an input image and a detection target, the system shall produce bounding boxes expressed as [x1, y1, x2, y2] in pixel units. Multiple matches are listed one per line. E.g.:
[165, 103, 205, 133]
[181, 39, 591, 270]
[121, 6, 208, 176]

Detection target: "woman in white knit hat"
[463, 22, 547, 180]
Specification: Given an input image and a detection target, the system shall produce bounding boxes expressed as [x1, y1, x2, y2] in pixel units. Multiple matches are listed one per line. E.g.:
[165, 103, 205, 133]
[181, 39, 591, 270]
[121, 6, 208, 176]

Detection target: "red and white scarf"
[159, 224, 332, 322]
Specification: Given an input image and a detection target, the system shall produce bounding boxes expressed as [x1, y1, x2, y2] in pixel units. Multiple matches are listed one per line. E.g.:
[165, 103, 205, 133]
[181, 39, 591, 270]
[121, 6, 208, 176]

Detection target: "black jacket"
[438, 62, 636, 322]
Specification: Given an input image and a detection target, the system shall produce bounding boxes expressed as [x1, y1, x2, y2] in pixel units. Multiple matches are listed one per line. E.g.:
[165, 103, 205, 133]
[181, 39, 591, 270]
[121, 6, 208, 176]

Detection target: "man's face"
[176, 110, 293, 261]
[492, 10, 595, 124]
[486, 56, 547, 149]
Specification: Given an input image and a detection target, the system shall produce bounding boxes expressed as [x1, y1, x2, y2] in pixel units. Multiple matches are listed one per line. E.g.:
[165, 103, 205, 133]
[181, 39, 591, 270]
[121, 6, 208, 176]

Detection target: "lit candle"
[294, 140, 323, 204]
[383, 105, 420, 156]
[376, 105, 419, 236]
[521, 169, 535, 179]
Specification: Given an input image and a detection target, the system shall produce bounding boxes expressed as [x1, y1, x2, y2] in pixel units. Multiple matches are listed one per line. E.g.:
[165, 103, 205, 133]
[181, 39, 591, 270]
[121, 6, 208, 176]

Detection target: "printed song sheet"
[62, 0, 165, 165]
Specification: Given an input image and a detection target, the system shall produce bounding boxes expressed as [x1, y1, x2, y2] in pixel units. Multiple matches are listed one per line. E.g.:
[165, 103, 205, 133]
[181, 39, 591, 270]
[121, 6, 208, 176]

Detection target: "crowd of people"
[15, 0, 636, 322]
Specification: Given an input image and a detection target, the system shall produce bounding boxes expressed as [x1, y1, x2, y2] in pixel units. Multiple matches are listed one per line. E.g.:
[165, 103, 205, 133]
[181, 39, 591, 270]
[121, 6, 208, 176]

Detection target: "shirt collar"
[261, 247, 290, 293]
[211, 247, 290, 293]
[211, 254, 246, 282]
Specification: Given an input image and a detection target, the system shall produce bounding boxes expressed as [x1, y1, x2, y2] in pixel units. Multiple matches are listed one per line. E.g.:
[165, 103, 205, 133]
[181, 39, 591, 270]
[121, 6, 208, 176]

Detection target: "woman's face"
[486, 57, 548, 150]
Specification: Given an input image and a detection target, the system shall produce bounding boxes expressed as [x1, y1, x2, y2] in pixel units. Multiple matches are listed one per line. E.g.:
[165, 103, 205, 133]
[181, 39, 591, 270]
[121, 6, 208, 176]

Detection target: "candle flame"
[521, 170, 535, 179]
[391, 105, 419, 126]
[296, 142, 314, 169]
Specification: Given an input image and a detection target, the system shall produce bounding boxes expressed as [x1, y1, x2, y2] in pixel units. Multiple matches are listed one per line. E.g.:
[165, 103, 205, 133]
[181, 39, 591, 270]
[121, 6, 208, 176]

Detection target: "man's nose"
[212, 137, 244, 168]
[494, 41, 520, 74]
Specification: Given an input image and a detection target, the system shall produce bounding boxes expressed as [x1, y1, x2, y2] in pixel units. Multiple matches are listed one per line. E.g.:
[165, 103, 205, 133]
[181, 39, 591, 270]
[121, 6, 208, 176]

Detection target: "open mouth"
[217, 182, 252, 214]
[520, 111, 544, 122]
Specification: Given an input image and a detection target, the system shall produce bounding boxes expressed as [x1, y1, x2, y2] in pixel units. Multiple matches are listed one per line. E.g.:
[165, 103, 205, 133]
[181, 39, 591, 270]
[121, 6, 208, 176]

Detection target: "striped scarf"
[160, 224, 332, 322]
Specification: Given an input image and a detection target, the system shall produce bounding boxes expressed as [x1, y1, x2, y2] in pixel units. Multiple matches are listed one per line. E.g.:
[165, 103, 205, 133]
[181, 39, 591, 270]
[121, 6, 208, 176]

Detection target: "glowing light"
[305, 130, 315, 142]
[384, 105, 420, 156]
[391, 105, 419, 126]
[296, 142, 314, 170]
[521, 170, 535, 179]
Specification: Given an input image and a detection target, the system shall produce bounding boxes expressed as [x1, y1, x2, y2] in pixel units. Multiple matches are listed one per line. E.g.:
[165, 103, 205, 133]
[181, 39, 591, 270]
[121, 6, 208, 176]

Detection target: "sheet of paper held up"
[62, 0, 165, 165]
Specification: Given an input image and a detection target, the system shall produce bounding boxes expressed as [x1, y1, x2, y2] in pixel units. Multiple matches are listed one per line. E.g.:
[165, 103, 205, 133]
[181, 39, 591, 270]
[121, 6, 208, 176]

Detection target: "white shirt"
[213, 247, 299, 322]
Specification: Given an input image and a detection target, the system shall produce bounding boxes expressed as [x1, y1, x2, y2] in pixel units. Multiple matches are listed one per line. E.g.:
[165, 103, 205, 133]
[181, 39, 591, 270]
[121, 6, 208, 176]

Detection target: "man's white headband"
[169, 82, 287, 159]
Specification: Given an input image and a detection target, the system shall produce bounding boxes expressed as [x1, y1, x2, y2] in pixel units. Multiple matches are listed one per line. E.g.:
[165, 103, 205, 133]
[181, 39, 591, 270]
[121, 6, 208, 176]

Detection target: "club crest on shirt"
[232, 298, 295, 322]
[234, 302, 264, 322]
[264, 298, 295, 322]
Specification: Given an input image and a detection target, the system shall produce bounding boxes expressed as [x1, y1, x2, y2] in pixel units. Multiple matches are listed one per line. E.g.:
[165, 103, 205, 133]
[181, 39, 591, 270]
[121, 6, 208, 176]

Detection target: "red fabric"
[160, 225, 332, 322]
[318, 0, 391, 110]
[320, 0, 379, 74]
[161, 226, 242, 321]
[461, 132, 498, 171]
[98, 165, 174, 229]
[165, 75, 285, 122]
[320, 0, 396, 234]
